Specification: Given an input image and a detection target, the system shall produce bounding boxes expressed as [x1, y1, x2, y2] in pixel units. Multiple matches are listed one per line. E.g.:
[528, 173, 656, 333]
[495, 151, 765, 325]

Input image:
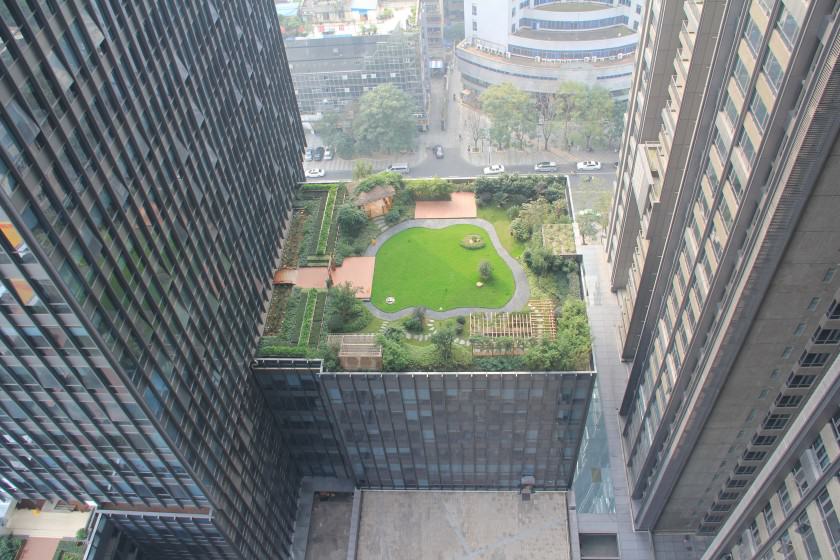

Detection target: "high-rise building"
[0, 1, 303, 558]
[458, 0, 643, 99]
[606, 0, 840, 553]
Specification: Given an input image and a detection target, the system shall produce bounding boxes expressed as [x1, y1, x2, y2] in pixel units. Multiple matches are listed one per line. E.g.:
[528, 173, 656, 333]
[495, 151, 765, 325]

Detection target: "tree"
[480, 83, 532, 149]
[465, 110, 486, 151]
[326, 283, 365, 332]
[406, 178, 452, 201]
[353, 160, 374, 181]
[555, 82, 586, 150]
[337, 204, 368, 237]
[534, 93, 559, 150]
[577, 86, 615, 151]
[431, 325, 456, 363]
[479, 260, 493, 282]
[577, 210, 599, 245]
[352, 84, 418, 153]
[607, 100, 627, 150]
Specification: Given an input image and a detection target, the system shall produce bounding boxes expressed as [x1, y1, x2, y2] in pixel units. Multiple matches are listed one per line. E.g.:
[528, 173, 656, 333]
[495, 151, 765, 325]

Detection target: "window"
[832, 410, 840, 445]
[798, 512, 822, 560]
[739, 129, 756, 164]
[763, 503, 776, 532]
[792, 460, 809, 495]
[471, 5, 477, 15]
[811, 435, 829, 472]
[778, 484, 792, 515]
[472, 21, 477, 31]
[829, 300, 840, 319]
[812, 327, 840, 345]
[745, 16, 763, 56]
[776, 4, 800, 50]
[752, 434, 777, 446]
[719, 491, 740, 500]
[777, 531, 795, 560]
[723, 95, 739, 127]
[735, 464, 757, 475]
[734, 56, 751, 94]
[750, 520, 762, 546]
[744, 450, 767, 461]
[763, 50, 784, 92]
[763, 413, 790, 430]
[727, 478, 749, 488]
[786, 373, 816, 388]
[818, 489, 840, 556]
[750, 92, 769, 132]
[774, 394, 803, 408]
[799, 351, 830, 368]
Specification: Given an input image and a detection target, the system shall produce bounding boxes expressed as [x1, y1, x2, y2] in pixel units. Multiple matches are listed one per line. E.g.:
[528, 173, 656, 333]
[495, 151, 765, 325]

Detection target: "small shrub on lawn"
[459, 234, 486, 250]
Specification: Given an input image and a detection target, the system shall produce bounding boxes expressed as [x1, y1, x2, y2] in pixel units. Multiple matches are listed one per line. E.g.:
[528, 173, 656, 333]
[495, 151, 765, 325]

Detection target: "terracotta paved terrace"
[414, 191, 477, 219]
[330, 256, 375, 300]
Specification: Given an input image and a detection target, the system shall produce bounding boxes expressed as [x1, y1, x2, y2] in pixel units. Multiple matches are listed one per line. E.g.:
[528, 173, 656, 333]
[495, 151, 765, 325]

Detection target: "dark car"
[433, 145, 444, 159]
[313, 146, 325, 161]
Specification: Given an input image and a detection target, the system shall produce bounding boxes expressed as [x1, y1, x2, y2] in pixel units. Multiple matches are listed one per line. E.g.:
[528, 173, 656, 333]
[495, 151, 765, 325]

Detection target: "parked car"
[576, 160, 602, 171]
[534, 161, 558, 172]
[324, 147, 334, 160]
[313, 146, 325, 161]
[387, 163, 410, 175]
[483, 164, 505, 175]
[433, 145, 444, 159]
[305, 168, 325, 178]
[304, 147, 313, 161]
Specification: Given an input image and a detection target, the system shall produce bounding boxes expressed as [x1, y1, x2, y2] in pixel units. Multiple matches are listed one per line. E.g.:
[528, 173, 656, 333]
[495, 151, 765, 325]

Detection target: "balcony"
[680, 20, 696, 52]
[684, 0, 702, 34]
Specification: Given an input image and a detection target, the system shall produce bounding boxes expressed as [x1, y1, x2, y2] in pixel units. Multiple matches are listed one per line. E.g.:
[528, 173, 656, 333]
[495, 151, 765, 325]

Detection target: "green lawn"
[371, 225, 515, 312]
[477, 206, 527, 258]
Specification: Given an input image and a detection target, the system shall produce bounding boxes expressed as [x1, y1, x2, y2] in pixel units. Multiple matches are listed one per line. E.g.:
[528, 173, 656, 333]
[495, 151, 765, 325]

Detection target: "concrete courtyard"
[356, 491, 571, 560]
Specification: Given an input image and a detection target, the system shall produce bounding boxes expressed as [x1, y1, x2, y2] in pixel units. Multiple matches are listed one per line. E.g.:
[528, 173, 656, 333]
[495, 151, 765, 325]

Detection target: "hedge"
[316, 188, 337, 255]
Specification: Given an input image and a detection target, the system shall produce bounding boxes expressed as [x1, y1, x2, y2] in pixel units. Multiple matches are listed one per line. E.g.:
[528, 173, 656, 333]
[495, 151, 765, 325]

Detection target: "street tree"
[352, 160, 374, 181]
[480, 83, 532, 149]
[578, 86, 615, 151]
[534, 93, 559, 150]
[607, 101, 627, 150]
[352, 84, 418, 153]
[465, 110, 486, 151]
[555, 82, 586, 150]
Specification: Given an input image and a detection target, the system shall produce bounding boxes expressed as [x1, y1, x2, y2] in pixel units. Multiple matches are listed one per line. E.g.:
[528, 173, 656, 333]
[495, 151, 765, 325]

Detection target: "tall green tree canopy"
[480, 83, 533, 149]
[352, 84, 418, 153]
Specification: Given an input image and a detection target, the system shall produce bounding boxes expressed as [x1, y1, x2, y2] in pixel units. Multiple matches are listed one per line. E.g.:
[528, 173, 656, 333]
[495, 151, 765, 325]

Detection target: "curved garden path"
[363, 218, 530, 320]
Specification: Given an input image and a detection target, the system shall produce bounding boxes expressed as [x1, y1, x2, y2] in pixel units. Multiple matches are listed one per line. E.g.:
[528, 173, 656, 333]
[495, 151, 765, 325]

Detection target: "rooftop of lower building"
[514, 24, 636, 42]
[458, 41, 635, 68]
[533, 1, 619, 12]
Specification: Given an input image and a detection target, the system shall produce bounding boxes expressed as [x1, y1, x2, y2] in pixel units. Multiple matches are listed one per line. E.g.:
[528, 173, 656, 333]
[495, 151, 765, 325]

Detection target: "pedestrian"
[458, 134, 462, 142]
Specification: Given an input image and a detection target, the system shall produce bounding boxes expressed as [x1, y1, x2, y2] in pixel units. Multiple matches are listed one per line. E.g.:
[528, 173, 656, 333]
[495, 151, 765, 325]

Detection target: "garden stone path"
[363, 218, 530, 320]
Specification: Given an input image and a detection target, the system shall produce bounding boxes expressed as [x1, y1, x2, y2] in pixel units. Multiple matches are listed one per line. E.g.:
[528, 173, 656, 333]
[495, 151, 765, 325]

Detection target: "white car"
[324, 147, 334, 160]
[534, 161, 558, 172]
[483, 164, 505, 175]
[305, 168, 325, 178]
[576, 160, 602, 171]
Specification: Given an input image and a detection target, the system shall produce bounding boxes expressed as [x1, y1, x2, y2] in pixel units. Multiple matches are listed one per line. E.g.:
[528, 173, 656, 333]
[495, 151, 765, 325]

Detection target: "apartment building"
[0, 1, 303, 558]
[606, 0, 840, 549]
[457, 0, 643, 98]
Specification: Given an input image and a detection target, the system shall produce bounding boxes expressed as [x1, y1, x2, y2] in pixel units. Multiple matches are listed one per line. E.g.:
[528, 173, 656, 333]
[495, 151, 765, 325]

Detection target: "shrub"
[379, 337, 412, 371]
[456, 316, 466, 325]
[431, 325, 456, 362]
[384, 208, 401, 225]
[459, 234, 486, 250]
[356, 171, 403, 193]
[479, 260, 493, 281]
[405, 178, 453, 201]
[382, 326, 406, 341]
[337, 204, 368, 237]
[510, 218, 531, 242]
[316, 188, 337, 255]
[404, 306, 426, 333]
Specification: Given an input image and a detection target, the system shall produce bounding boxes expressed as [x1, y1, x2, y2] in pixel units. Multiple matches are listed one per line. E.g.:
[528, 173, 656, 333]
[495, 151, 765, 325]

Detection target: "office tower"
[0, 1, 303, 559]
[458, 0, 643, 99]
[606, 0, 840, 550]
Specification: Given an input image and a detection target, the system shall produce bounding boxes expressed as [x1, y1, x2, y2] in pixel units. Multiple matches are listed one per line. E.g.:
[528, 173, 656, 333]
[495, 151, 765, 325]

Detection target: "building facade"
[606, 0, 840, 548]
[285, 32, 427, 120]
[253, 359, 595, 491]
[0, 1, 304, 558]
[457, 0, 643, 98]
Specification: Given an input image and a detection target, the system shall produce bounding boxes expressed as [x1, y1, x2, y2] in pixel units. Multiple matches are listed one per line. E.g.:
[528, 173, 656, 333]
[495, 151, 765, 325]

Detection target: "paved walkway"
[362, 218, 530, 320]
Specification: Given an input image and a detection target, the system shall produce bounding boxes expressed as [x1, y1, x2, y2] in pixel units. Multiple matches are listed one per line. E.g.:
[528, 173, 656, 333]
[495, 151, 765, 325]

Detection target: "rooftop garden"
[260, 172, 591, 372]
